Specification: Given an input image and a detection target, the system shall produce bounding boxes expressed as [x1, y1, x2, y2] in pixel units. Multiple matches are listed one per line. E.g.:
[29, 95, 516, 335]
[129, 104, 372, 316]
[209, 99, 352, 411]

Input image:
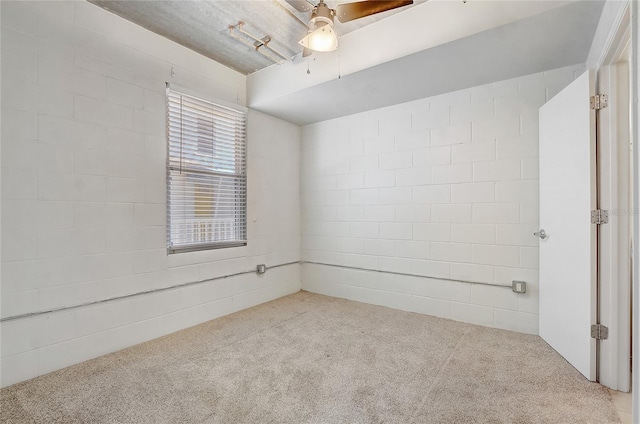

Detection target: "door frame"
[596, 3, 632, 392]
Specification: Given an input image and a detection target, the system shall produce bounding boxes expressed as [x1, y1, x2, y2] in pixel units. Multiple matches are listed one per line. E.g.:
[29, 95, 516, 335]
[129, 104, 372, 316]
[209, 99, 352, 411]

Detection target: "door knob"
[533, 229, 547, 240]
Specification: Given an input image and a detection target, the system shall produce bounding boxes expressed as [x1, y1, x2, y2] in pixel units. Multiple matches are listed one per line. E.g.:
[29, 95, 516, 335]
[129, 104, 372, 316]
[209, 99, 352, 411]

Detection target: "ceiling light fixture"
[298, 0, 338, 52]
[289, 0, 413, 56]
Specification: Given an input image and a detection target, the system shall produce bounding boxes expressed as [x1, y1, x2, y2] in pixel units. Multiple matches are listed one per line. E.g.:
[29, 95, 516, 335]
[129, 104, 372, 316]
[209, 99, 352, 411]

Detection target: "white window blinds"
[166, 87, 247, 253]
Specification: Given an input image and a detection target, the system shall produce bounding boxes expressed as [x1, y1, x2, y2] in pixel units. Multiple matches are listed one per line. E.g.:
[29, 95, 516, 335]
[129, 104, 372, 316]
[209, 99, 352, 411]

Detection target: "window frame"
[165, 83, 248, 254]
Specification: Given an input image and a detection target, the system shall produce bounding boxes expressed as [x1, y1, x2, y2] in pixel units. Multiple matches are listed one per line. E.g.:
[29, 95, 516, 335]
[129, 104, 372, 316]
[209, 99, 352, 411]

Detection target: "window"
[166, 85, 247, 253]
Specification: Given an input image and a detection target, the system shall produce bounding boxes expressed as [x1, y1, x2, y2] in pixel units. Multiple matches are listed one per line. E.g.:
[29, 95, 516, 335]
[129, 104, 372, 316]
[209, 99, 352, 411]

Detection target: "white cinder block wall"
[0, 1, 301, 387]
[0, 0, 589, 390]
[301, 64, 586, 334]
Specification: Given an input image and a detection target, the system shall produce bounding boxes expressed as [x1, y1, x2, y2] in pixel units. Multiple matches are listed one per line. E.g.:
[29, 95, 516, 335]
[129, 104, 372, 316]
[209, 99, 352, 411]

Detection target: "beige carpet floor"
[1, 291, 620, 423]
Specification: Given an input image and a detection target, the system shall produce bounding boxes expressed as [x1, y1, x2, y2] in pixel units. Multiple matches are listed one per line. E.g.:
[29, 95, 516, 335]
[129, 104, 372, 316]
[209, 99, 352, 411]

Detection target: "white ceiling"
[88, 0, 426, 75]
[88, 0, 605, 127]
[248, 0, 605, 125]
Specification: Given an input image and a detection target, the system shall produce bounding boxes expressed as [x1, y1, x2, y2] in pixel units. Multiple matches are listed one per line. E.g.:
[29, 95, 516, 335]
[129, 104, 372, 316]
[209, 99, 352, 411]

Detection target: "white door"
[538, 70, 597, 381]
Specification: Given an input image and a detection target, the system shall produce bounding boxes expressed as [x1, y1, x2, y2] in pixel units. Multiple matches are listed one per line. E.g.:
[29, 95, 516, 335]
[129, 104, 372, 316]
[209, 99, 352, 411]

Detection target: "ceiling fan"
[286, 0, 413, 56]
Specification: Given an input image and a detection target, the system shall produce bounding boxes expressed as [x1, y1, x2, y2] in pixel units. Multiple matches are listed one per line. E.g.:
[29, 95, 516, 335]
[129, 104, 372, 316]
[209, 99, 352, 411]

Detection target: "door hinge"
[591, 324, 609, 340]
[591, 209, 609, 224]
[590, 94, 608, 110]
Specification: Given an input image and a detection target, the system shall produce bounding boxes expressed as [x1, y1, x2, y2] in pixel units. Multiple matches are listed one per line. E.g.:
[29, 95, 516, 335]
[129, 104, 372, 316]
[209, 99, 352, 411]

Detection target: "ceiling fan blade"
[336, 0, 413, 23]
[284, 0, 314, 12]
[302, 47, 313, 57]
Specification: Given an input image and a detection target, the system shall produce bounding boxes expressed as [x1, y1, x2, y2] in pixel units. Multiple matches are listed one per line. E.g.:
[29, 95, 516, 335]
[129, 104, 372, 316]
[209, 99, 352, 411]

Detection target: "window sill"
[167, 241, 248, 254]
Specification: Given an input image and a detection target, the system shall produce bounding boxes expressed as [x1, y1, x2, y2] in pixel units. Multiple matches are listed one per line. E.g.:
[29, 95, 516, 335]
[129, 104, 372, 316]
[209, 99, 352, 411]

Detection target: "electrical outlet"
[512, 281, 526, 294]
[256, 264, 266, 274]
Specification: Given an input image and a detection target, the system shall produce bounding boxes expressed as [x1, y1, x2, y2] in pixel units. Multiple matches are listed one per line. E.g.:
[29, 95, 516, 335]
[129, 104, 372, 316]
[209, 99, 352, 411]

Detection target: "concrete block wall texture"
[0, 1, 301, 387]
[300, 63, 586, 335]
[0, 0, 587, 390]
